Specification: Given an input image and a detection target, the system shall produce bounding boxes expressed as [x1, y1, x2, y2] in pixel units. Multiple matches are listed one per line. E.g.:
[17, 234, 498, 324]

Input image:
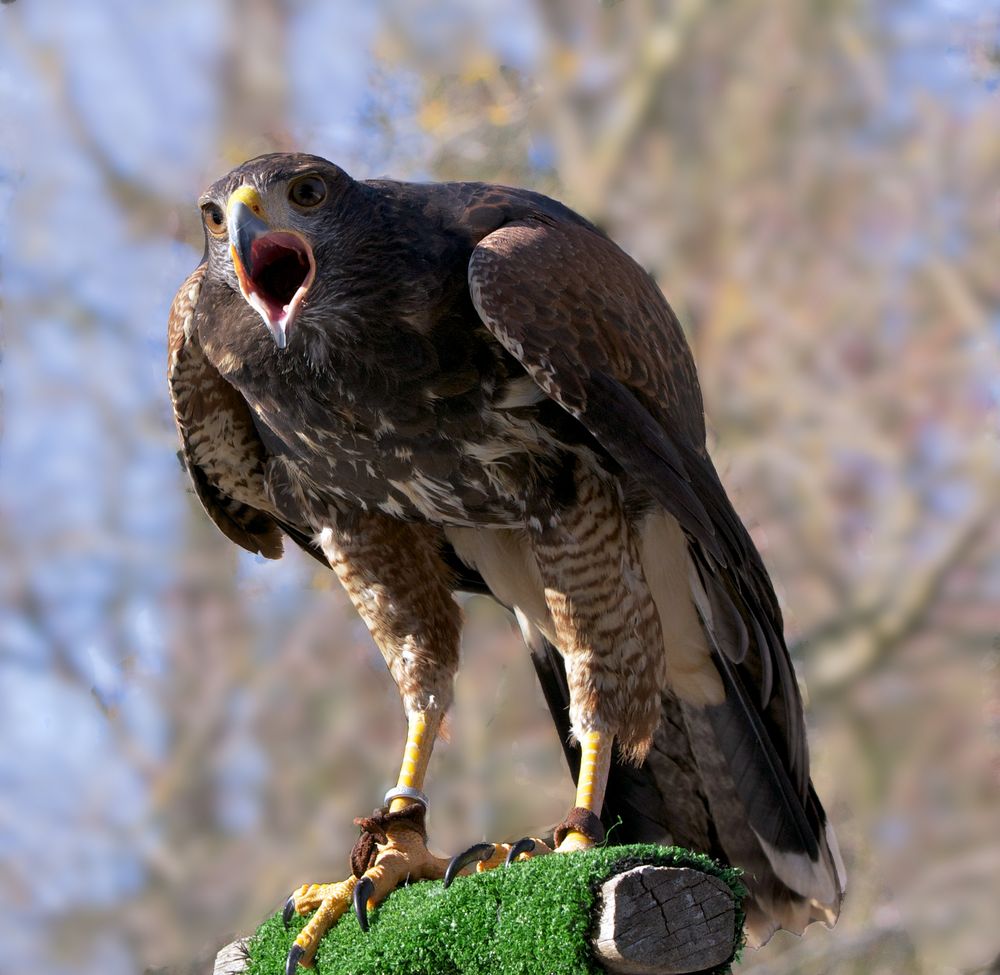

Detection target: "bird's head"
[199, 153, 352, 350]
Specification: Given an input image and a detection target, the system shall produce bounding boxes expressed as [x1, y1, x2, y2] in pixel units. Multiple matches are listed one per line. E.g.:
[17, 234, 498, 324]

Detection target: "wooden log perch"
[593, 866, 737, 974]
[215, 849, 742, 975]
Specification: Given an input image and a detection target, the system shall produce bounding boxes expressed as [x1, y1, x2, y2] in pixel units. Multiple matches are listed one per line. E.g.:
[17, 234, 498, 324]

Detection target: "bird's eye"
[201, 202, 226, 236]
[288, 175, 327, 208]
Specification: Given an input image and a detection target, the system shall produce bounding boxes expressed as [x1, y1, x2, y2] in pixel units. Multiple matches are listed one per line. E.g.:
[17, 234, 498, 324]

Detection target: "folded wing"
[468, 215, 844, 942]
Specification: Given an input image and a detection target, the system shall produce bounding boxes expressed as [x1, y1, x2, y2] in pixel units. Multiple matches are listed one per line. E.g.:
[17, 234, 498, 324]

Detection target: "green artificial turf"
[246, 844, 746, 975]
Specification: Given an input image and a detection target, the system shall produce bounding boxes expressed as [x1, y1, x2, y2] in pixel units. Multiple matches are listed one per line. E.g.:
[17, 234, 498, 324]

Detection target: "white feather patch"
[443, 526, 553, 639]
[495, 376, 546, 409]
[753, 828, 841, 910]
[638, 512, 724, 706]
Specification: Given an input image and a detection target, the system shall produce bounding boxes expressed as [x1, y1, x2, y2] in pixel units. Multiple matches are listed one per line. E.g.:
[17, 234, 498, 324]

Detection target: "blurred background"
[1, 1, 998, 973]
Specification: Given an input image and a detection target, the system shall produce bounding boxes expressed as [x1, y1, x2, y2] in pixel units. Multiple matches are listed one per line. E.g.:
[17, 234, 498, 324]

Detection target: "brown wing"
[468, 216, 723, 552]
[469, 216, 822, 864]
[167, 264, 285, 559]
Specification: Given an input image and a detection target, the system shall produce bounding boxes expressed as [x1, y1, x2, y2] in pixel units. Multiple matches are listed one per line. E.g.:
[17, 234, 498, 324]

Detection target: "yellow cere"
[227, 184, 265, 218]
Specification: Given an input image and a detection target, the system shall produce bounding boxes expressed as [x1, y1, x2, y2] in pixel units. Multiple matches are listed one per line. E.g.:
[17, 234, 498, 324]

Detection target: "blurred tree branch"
[5, 4, 998, 974]
[798, 487, 1000, 702]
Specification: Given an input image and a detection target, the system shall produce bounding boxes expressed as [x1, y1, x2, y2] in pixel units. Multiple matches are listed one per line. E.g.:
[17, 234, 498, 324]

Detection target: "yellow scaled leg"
[284, 711, 451, 973]
[441, 728, 613, 884]
[558, 729, 613, 851]
[389, 710, 434, 810]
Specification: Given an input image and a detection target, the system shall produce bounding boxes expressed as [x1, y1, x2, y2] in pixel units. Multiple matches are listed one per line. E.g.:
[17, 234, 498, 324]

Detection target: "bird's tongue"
[247, 233, 313, 318]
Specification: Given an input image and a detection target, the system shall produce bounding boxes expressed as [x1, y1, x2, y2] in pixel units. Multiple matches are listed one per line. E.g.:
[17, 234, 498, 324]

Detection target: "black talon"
[443, 842, 495, 888]
[354, 875, 374, 933]
[285, 943, 304, 975]
[282, 894, 296, 928]
[504, 837, 536, 867]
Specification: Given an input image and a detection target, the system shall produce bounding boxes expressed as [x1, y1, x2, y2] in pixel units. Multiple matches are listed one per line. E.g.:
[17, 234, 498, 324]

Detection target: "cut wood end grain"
[593, 865, 737, 974]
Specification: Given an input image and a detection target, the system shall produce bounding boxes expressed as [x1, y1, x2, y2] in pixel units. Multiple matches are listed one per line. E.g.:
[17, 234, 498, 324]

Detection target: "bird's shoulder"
[359, 177, 604, 247]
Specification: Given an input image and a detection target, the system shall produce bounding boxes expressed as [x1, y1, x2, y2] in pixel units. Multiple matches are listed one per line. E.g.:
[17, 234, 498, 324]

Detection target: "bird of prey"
[168, 153, 843, 971]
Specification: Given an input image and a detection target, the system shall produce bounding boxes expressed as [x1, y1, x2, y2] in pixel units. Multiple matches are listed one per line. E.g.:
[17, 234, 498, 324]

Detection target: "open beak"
[226, 186, 316, 350]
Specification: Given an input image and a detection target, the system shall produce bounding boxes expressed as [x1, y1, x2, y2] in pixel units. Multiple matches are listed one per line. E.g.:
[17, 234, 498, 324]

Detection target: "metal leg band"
[383, 785, 429, 809]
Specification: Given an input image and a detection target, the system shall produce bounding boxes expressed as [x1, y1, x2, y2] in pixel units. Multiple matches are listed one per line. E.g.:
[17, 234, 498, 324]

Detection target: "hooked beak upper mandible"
[227, 186, 270, 279]
[226, 185, 316, 350]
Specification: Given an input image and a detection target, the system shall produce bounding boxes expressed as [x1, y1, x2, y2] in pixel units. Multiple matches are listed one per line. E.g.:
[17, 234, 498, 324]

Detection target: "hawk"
[168, 153, 843, 971]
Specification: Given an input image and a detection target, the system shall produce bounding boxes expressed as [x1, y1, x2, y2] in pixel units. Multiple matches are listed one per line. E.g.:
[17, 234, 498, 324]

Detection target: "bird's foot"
[282, 805, 605, 972]
[283, 802, 447, 972]
[441, 835, 554, 884]
[282, 877, 357, 972]
[443, 806, 605, 886]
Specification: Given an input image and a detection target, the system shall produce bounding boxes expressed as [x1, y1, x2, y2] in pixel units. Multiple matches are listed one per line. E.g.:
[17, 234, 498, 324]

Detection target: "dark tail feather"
[524, 620, 580, 786]
[706, 656, 820, 859]
[523, 618, 843, 945]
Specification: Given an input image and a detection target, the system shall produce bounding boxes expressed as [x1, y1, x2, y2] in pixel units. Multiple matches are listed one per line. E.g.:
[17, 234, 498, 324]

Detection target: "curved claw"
[504, 836, 536, 867]
[443, 842, 496, 889]
[282, 894, 296, 928]
[353, 875, 375, 933]
[285, 943, 304, 975]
